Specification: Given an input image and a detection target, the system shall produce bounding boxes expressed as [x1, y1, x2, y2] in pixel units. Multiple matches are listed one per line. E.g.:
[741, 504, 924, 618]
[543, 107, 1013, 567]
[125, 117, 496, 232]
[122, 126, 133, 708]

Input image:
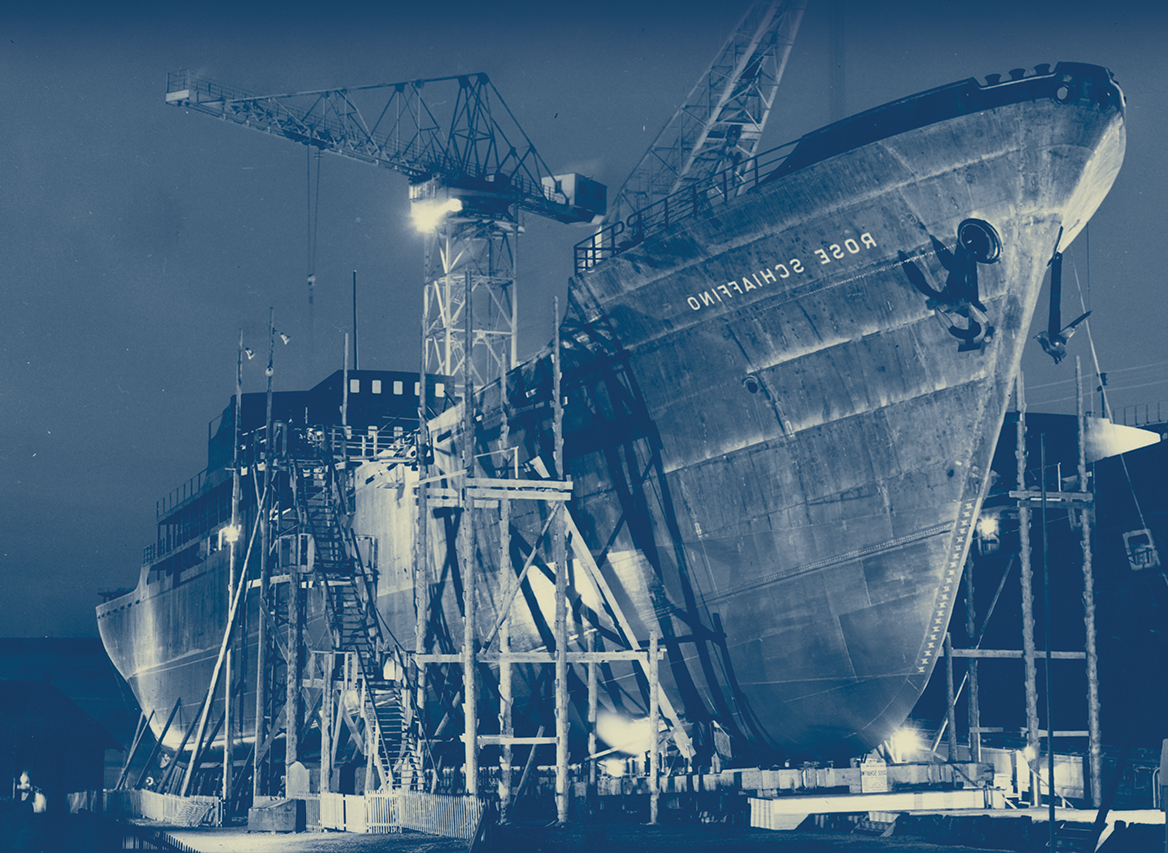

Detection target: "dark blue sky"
[3, 0, 1166, 637]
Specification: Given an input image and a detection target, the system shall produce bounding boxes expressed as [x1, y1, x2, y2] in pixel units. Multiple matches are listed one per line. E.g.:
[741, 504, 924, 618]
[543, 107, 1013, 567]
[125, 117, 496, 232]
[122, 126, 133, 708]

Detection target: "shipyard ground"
[164, 823, 1021, 853]
[158, 808, 1167, 853]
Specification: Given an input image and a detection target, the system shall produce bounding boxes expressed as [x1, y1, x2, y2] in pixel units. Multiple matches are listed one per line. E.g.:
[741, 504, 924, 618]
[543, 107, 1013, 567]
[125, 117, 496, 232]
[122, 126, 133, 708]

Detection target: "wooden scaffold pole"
[587, 630, 598, 807]
[964, 554, 981, 763]
[462, 269, 479, 797]
[1077, 356, 1102, 806]
[649, 630, 660, 825]
[1017, 372, 1041, 804]
[552, 296, 570, 825]
[945, 632, 959, 761]
[413, 295, 431, 792]
[320, 653, 334, 793]
[499, 350, 514, 820]
[254, 308, 276, 800]
[224, 329, 244, 804]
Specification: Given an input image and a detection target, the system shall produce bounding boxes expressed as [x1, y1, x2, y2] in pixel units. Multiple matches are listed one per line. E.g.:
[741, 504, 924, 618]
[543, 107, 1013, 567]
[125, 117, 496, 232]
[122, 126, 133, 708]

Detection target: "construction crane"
[166, 71, 606, 387]
[603, 0, 806, 229]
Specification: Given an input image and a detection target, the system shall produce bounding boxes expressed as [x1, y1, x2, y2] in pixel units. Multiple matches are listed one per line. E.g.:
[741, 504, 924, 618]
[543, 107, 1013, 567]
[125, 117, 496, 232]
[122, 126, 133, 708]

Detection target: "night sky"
[3, 0, 1167, 638]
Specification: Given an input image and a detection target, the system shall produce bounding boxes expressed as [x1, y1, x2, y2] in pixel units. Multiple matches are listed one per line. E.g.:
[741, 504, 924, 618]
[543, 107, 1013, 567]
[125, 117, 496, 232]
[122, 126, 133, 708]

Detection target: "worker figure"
[13, 770, 48, 853]
[15, 770, 46, 814]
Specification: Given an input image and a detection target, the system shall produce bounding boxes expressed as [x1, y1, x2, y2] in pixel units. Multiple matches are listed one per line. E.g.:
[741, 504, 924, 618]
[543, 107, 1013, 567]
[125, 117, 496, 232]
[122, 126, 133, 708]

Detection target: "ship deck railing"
[1118, 400, 1168, 428]
[157, 468, 210, 520]
[289, 423, 417, 466]
[574, 139, 797, 273]
[143, 422, 418, 565]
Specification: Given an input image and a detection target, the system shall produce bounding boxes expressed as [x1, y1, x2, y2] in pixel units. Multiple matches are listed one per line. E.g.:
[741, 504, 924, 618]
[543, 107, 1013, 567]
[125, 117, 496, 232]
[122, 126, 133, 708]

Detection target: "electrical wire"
[1069, 252, 1110, 419]
[1067, 247, 1153, 534]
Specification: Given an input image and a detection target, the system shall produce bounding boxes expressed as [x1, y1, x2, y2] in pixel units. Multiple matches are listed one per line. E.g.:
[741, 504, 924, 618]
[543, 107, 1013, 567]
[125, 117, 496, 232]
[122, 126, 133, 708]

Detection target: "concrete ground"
[159, 808, 1167, 853]
[166, 825, 471, 852]
[165, 824, 1013, 852]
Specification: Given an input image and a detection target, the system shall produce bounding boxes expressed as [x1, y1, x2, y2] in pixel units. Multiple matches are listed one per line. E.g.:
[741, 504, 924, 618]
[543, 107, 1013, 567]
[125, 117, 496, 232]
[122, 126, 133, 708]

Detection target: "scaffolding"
[148, 298, 695, 825]
[409, 293, 689, 824]
[937, 360, 1102, 808]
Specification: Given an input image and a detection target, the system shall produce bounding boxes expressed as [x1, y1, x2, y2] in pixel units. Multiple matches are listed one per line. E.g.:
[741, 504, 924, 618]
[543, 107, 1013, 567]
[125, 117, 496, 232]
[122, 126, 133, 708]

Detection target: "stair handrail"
[288, 460, 346, 651]
[290, 428, 407, 791]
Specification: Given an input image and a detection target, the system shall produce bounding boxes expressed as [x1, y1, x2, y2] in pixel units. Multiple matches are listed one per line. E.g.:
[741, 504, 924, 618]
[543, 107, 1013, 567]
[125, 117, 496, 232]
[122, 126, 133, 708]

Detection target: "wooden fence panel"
[319, 792, 345, 831]
[343, 794, 367, 833]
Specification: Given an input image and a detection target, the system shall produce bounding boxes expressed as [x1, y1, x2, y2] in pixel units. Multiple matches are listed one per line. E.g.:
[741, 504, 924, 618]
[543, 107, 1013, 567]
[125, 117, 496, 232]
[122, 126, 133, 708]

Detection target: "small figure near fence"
[15, 770, 47, 814]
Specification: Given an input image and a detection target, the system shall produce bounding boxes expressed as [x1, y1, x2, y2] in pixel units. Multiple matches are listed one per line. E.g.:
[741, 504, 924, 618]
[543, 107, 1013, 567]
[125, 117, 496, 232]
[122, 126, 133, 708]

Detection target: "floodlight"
[889, 726, 922, 762]
[411, 197, 463, 232]
[976, 513, 1000, 539]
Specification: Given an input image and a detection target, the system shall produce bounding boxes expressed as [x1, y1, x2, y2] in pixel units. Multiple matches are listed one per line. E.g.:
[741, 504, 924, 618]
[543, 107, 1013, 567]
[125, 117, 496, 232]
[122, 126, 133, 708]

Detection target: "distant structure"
[603, 0, 806, 229]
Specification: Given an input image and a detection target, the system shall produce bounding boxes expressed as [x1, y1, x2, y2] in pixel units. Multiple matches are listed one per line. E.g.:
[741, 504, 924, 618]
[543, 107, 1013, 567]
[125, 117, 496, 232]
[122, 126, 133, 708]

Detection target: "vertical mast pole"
[414, 293, 430, 790]
[286, 490, 302, 780]
[462, 270, 478, 796]
[320, 654, 333, 792]
[553, 297, 569, 825]
[342, 333, 349, 429]
[499, 349, 513, 820]
[964, 555, 981, 762]
[587, 630, 598, 805]
[511, 213, 519, 372]
[224, 330, 243, 804]
[1077, 357, 1102, 806]
[945, 633, 958, 761]
[1017, 372, 1040, 804]
[649, 630, 660, 825]
[1042, 436, 1055, 839]
[254, 308, 275, 799]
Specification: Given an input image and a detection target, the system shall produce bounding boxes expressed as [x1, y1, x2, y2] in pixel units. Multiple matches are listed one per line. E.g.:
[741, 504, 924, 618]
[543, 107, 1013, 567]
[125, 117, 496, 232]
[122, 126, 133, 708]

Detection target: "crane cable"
[306, 146, 321, 303]
[305, 147, 322, 362]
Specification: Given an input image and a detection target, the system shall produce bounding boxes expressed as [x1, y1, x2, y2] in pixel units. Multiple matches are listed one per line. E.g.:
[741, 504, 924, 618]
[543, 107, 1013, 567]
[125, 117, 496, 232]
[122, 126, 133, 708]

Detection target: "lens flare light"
[410, 197, 463, 232]
[596, 710, 654, 755]
[888, 726, 923, 763]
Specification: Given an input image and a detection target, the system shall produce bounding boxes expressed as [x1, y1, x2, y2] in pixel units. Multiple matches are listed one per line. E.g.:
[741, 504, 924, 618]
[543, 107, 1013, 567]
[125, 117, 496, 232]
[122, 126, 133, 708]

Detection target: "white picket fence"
[319, 790, 482, 839]
[320, 792, 372, 833]
[103, 789, 222, 826]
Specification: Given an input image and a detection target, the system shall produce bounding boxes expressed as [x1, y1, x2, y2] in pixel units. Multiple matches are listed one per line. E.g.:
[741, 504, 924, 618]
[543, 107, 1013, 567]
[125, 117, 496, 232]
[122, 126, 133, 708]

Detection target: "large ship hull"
[566, 70, 1125, 756]
[98, 547, 262, 752]
[100, 63, 1125, 764]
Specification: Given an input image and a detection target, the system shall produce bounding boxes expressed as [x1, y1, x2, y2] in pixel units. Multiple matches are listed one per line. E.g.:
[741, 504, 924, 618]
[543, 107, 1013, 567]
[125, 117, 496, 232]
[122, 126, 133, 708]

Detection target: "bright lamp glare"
[889, 727, 922, 762]
[223, 524, 241, 543]
[601, 757, 627, 777]
[976, 514, 1000, 539]
[596, 710, 653, 755]
[411, 197, 463, 232]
